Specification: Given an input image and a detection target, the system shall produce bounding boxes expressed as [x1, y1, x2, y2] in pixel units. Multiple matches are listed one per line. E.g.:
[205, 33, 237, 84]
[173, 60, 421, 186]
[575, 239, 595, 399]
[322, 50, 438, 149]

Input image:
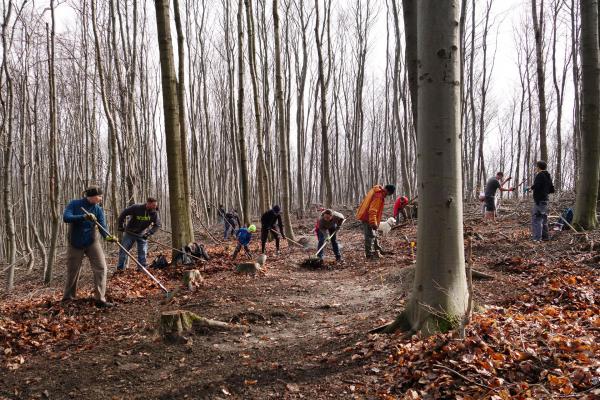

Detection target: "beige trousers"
[63, 237, 107, 302]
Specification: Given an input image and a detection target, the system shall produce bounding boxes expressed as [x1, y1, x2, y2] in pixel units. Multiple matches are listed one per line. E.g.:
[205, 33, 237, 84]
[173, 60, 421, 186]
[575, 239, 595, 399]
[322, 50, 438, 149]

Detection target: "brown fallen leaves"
[357, 260, 600, 399]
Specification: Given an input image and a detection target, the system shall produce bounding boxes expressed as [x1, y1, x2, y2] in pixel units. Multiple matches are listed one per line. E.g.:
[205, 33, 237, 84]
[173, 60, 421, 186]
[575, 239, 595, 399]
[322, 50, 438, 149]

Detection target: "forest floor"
[1, 199, 599, 399]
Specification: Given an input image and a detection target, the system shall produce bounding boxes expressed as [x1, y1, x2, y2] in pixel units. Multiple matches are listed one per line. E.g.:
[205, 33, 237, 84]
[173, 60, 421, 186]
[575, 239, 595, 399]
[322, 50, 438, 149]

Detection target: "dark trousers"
[317, 229, 340, 259]
[260, 228, 280, 253]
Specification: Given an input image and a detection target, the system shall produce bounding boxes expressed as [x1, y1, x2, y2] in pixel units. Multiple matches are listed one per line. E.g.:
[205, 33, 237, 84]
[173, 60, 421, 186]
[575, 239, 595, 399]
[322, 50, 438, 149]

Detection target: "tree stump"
[182, 269, 203, 290]
[235, 262, 262, 275]
[160, 310, 237, 341]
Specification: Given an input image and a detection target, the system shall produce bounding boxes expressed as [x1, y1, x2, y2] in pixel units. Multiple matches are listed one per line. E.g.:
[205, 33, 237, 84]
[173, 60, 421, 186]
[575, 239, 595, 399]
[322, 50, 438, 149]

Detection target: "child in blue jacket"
[232, 225, 256, 261]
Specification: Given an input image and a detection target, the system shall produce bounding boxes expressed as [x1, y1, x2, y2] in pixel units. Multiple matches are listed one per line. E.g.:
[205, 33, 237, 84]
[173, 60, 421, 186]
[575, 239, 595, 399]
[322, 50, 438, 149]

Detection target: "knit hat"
[272, 205, 281, 214]
[384, 184, 396, 195]
[84, 187, 103, 197]
[248, 225, 257, 233]
[400, 196, 409, 205]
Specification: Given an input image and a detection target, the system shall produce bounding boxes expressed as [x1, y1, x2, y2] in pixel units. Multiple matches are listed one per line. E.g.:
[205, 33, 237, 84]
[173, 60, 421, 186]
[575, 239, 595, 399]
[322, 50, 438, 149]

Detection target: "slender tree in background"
[2, 1, 16, 290]
[388, 0, 468, 335]
[532, 0, 548, 161]
[173, 0, 194, 227]
[45, 0, 59, 285]
[236, 0, 251, 225]
[315, 0, 333, 207]
[273, 0, 295, 238]
[573, 0, 600, 230]
[154, 0, 194, 249]
[245, 0, 271, 213]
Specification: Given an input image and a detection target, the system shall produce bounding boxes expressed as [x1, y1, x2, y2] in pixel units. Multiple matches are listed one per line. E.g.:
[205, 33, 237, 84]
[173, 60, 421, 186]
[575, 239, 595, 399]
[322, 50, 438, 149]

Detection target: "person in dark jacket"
[528, 161, 554, 241]
[260, 205, 286, 254]
[116, 197, 161, 271]
[62, 187, 116, 308]
[315, 209, 345, 261]
[224, 209, 241, 240]
[232, 224, 256, 261]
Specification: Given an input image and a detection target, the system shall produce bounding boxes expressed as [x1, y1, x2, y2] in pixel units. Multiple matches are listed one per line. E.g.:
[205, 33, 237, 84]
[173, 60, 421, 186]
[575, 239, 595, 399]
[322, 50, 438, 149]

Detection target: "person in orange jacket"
[356, 184, 396, 259]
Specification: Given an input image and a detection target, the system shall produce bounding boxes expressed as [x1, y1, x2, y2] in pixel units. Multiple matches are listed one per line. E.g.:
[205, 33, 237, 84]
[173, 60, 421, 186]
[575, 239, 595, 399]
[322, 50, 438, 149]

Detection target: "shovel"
[81, 208, 173, 299]
[313, 219, 346, 258]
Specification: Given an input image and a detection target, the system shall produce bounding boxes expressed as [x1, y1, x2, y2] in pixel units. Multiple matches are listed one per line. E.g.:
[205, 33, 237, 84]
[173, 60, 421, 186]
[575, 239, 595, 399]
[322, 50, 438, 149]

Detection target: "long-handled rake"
[81, 208, 173, 299]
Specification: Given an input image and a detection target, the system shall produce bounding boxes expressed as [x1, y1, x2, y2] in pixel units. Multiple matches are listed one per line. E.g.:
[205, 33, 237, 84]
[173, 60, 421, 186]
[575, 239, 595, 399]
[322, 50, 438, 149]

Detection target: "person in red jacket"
[355, 184, 395, 259]
[393, 196, 409, 223]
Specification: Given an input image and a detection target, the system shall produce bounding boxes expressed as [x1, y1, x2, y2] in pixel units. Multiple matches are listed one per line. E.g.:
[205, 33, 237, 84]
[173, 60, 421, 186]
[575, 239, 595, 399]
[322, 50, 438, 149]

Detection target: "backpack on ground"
[173, 247, 194, 265]
[149, 254, 170, 269]
[560, 207, 573, 230]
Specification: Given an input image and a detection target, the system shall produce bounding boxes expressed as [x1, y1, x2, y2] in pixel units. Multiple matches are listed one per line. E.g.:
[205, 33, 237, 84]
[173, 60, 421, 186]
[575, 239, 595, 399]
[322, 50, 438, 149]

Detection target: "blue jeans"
[117, 232, 148, 269]
[317, 229, 340, 260]
[531, 201, 549, 240]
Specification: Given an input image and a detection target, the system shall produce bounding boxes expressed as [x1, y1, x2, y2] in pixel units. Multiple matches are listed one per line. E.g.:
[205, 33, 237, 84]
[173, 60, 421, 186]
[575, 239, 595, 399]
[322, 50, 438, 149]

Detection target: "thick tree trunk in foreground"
[402, 0, 418, 134]
[388, 0, 468, 335]
[154, 0, 194, 249]
[573, 0, 600, 230]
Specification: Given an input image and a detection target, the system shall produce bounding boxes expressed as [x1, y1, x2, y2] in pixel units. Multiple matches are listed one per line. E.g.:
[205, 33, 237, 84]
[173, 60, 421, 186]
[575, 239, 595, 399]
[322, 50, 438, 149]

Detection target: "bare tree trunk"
[402, 0, 418, 134]
[273, 0, 295, 238]
[237, 0, 251, 225]
[573, 0, 600, 230]
[244, 0, 270, 213]
[532, 0, 549, 161]
[154, 0, 194, 249]
[314, 0, 333, 207]
[1, 1, 17, 290]
[44, 1, 59, 285]
[174, 0, 194, 226]
[389, 0, 468, 335]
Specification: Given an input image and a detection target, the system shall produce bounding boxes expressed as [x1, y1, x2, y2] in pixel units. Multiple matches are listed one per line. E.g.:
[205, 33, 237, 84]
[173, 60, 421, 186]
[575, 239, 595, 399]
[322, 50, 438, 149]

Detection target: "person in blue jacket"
[231, 224, 256, 261]
[62, 187, 117, 308]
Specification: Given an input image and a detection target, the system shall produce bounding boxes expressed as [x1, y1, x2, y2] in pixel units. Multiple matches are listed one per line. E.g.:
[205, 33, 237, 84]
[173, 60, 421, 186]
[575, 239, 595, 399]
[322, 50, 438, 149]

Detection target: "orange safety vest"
[355, 185, 387, 227]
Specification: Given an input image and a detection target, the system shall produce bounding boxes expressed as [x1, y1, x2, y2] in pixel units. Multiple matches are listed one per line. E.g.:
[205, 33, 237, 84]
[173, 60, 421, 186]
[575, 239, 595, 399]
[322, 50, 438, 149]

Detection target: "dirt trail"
[1, 227, 409, 400]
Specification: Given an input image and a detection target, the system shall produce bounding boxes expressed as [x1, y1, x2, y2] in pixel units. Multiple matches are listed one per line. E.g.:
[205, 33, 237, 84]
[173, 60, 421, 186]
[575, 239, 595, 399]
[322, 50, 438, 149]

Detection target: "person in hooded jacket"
[260, 205, 286, 254]
[356, 184, 396, 259]
[62, 187, 117, 308]
[528, 160, 555, 241]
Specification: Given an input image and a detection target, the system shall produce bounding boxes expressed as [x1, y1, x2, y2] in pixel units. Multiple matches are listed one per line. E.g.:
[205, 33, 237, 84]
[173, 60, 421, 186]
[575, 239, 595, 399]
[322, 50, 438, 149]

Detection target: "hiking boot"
[60, 296, 75, 304]
[94, 300, 114, 309]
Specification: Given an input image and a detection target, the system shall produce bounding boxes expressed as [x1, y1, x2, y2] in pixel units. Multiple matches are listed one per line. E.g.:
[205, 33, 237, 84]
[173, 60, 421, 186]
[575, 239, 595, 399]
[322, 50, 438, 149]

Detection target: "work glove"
[509, 187, 515, 192]
[142, 232, 151, 240]
[524, 187, 531, 194]
[84, 213, 97, 222]
[104, 235, 118, 243]
[370, 224, 378, 231]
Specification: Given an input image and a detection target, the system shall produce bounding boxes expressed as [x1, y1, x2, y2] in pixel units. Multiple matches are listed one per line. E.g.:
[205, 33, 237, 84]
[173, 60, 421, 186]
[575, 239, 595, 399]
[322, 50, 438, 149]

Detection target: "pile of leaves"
[353, 261, 600, 399]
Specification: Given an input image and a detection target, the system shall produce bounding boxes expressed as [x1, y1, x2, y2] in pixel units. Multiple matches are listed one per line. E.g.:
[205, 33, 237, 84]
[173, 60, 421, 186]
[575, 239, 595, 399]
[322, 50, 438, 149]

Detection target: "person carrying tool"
[232, 224, 256, 261]
[528, 161, 554, 241]
[224, 209, 241, 240]
[315, 209, 345, 262]
[483, 172, 514, 222]
[62, 187, 117, 308]
[356, 184, 395, 259]
[260, 205, 286, 254]
[393, 196, 410, 223]
[115, 197, 161, 272]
